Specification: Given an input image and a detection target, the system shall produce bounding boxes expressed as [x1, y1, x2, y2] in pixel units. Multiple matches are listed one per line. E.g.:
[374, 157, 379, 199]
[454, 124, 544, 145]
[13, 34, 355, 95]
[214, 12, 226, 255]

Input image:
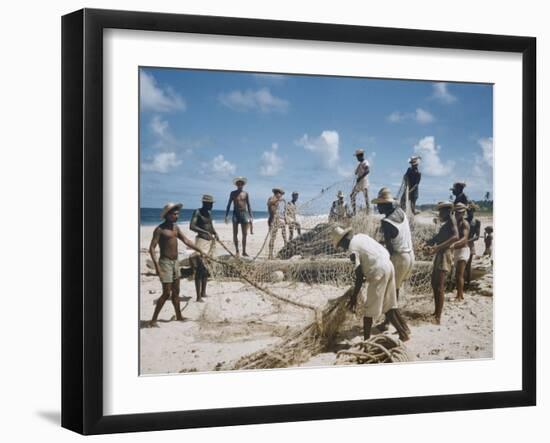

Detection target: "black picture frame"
[62, 8, 536, 435]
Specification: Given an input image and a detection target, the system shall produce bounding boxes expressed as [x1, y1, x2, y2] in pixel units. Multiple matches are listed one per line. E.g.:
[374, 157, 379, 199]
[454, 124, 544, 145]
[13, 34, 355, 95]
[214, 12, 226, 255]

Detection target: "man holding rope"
[189, 194, 219, 302]
[331, 226, 411, 342]
[401, 156, 421, 214]
[149, 203, 204, 327]
[267, 188, 288, 259]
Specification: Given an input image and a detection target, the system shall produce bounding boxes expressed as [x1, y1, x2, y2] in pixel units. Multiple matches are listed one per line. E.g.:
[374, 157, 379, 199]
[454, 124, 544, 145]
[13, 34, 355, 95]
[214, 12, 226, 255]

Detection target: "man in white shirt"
[350, 149, 370, 215]
[331, 226, 410, 341]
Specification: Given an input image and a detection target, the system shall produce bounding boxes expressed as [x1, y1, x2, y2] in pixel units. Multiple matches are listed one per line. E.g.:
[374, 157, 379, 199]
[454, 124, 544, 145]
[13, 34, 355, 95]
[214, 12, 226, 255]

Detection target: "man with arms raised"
[225, 177, 253, 257]
[331, 226, 410, 342]
[149, 203, 203, 327]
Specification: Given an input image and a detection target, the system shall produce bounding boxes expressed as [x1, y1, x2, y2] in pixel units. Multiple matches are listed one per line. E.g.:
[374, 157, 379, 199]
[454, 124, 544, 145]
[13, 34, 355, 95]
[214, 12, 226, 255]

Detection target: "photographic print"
[139, 67, 494, 375]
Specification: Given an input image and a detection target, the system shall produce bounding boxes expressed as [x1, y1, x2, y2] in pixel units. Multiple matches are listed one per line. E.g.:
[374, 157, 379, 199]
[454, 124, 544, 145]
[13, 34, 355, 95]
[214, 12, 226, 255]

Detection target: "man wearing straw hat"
[350, 148, 370, 215]
[401, 156, 422, 214]
[189, 194, 219, 302]
[149, 203, 204, 326]
[329, 190, 351, 223]
[225, 177, 254, 257]
[424, 201, 458, 324]
[267, 188, 288, 259]
[465, 202, 481, 288]
[371, 187, 415, 332]
[451, 202, 470, 301]
[285, 191, 302, 241]
[330, 226, 411, 342]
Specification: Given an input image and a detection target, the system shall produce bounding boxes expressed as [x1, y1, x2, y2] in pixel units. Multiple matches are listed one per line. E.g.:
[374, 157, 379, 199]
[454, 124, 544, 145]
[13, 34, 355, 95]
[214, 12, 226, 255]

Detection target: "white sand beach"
[139, 213, 493, 375]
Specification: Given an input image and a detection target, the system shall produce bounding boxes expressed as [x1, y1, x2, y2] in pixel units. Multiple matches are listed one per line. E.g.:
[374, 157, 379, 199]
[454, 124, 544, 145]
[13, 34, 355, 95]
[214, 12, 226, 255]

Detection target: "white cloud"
[415, 108, 435, 124]
[202, 154, 236, 176]
[413, 136, 454, 176]
[387, 108, 435, 124]
[478, 137, 493, 166]
[432, 82, 457, 104]
[219, 88, 289, 113]
[140, 71, 186, 113]
[259, 143, 283, 176]
[297, 130, 341, 170]
[142, 152, 182, 173]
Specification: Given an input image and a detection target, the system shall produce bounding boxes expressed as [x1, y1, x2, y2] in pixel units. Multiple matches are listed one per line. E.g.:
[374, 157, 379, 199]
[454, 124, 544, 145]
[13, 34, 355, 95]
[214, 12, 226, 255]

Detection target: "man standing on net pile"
[371, 187, 415, 332]
[350, 148, 370, 215]
[331, 226, 410, 342]
[401, 156, 421, 214]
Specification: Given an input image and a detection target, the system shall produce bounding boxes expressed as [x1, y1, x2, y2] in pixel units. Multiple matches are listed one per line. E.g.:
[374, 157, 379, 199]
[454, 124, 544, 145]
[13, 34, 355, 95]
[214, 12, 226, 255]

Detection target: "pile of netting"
[187, 179, 443, 369]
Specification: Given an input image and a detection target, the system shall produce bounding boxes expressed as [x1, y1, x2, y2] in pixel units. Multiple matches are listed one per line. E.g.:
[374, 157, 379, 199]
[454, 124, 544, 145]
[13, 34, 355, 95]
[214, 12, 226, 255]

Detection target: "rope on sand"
[206, 241, 318, 313]
[335, 334, 410, 365]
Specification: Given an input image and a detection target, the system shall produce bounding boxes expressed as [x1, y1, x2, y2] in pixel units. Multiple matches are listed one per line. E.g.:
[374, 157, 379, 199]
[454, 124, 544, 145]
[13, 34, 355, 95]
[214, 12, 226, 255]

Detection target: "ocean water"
[140, 208, 270, 226]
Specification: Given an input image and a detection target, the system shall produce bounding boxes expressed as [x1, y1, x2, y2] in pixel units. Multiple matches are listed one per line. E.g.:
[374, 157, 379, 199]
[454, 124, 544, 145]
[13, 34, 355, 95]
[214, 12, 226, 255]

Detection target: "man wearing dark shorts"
[425, 201, 458, 324]
[402, 156, 421, 214]
[225, 177, 253, 257]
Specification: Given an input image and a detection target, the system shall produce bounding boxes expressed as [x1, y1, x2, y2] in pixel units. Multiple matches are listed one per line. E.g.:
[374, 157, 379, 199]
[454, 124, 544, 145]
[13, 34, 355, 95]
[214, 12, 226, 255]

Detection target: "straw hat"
[233, 176, 248, 185]
[160, 202, 183, 219]
[202, 194, 215, 203]
[450, 181, 466, 191]
[371, 187, 396, 204]
[272, 188, 285, 195]
[330, 226, 353, 248]
[435, 201, 453, 210]
[354, 148, 365, 156]
[337, 190, 344, 198]
[409, 156, 421, 165]
[454, 202, 468, 213]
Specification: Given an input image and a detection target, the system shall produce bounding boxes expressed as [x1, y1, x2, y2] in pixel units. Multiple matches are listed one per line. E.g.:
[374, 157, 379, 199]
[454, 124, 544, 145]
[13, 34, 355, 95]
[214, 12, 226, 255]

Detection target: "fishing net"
[172, 179, 444, 370]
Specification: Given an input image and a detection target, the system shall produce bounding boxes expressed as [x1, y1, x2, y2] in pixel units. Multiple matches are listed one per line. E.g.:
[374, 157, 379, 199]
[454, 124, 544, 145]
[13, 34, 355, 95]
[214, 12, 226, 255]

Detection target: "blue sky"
[139, 67, 493, 209]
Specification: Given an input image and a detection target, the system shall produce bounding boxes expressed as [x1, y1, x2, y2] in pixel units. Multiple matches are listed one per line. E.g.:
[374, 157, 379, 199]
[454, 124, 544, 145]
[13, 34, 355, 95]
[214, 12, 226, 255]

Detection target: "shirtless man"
[484, 226, 493, 256]
[465, 202, 481, 287]
[350, 149, 370, 215]
[267, 188, 288, 259]
[425, 201, 458, 324]
[149, 203, 203, 326]
[285, 191, 301, 241]
[451, 202, 470, 301]
[189, 195, 219, 302]
[225, 177, 253, 257]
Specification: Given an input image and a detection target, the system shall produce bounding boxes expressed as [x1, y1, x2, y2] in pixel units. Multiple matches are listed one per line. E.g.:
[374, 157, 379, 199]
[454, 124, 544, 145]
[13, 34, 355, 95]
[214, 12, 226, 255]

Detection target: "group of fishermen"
[148, 150, 493, 342]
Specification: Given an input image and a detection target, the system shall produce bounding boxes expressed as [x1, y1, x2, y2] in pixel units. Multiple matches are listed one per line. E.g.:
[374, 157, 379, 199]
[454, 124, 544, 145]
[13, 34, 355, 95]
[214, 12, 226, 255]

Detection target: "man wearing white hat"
[424, 201, 459, 324]
[350, 149, 370, 215]
[330, 226, 410, 341]
[189, 195, 219, 302]
[402, 156, 422, 214]
[149, 203, 203, 326]
[225, 177, 254, 257]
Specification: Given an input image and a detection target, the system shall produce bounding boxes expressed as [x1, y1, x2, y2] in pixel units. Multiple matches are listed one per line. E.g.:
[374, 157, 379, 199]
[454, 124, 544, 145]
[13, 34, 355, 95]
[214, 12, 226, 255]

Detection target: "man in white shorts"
[350, 149, 370, 215]
[331, 226, 410, 341]
[451, 202, 470, 301]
